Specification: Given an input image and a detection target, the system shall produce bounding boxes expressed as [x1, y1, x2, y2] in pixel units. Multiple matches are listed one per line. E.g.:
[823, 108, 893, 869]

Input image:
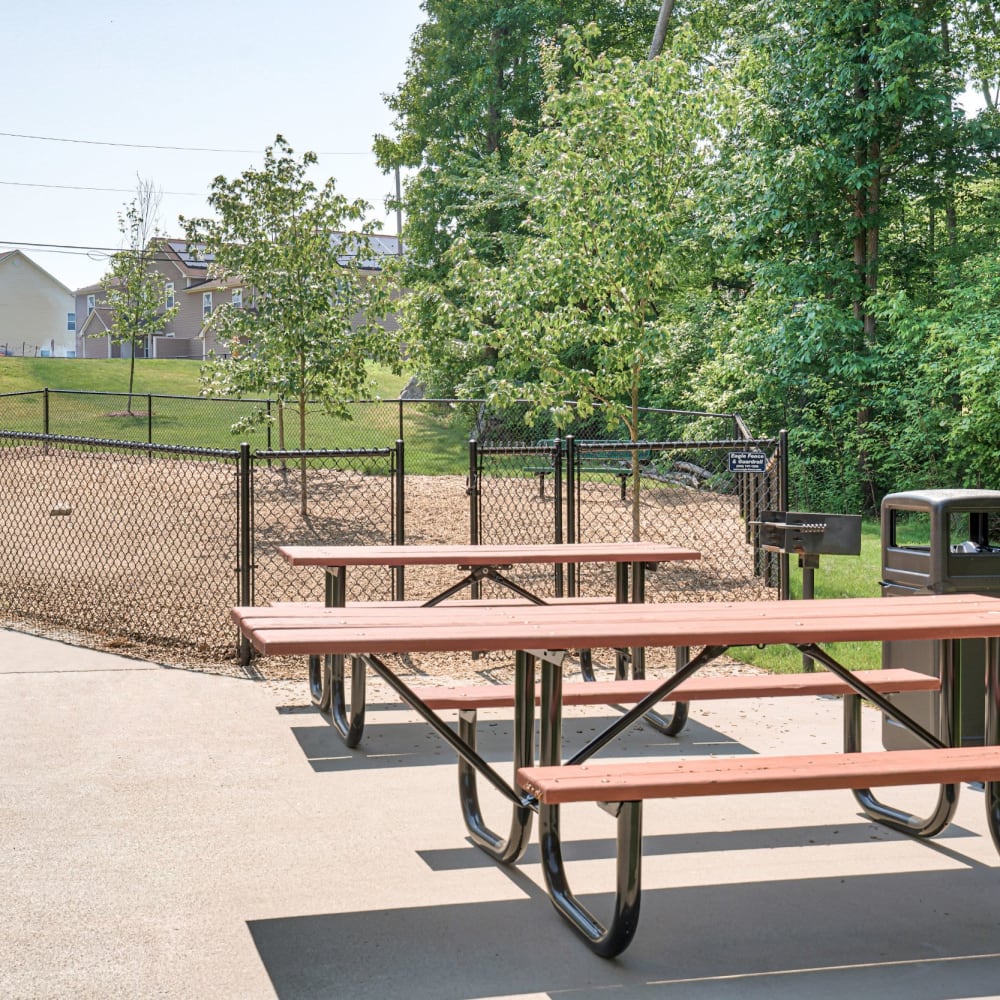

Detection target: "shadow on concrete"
[248, 867, 1000, 1000]
[416, 818, 981, 871]
[288, 714, 754, 773]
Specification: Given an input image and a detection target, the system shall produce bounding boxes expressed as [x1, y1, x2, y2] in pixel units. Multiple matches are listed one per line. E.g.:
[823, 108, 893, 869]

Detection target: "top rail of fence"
[0, 387, 741, 419]
[0, 430, 241, 458]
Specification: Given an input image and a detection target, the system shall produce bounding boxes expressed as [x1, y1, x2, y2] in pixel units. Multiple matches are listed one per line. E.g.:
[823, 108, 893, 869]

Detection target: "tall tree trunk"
[127, 336, 137, 415]
[298, 389, 308, 517]
[648, 0, 676, 59]
[298, 347, 308, 516]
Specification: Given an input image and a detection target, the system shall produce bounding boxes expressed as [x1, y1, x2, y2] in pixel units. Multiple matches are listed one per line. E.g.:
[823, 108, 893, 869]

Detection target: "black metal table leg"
[536, 647, 644, 957]
[629, 560, 689, 736]
[801, 641, 960, 838]
[986, 637, 1000, 853]
[456, 650, 536, 864]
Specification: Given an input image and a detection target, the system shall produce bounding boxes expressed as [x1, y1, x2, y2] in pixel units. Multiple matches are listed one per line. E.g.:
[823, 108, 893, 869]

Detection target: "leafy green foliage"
[375, 2, 664, 397]
[183, 137, 402, 513]
[100, 178, 178, 407]
[433, 28, 719, 537]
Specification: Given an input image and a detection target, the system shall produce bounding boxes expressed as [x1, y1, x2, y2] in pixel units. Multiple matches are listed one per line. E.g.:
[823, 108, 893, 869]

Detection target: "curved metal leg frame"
[579, 648, 596, 682]
[630, 645, 690, 737]
[536, 653, 641, 956]
[329, 653, 367, 748]
[455, 651, 536, 864]
[843, 692, 958, 837]
[986, 637, 1000, 853]
[308, 654, 331, 712]
[538, 799, 643, 958]
[791, 641, 960, 837]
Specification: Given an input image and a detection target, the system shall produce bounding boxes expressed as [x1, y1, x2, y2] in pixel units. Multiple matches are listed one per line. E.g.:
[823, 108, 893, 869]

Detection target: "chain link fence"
[0, 393, 789, 677]
[471, 427, 784, 604]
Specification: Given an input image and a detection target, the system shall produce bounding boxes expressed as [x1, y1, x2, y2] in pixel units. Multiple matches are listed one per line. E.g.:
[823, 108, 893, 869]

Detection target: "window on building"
[232, 288, 242, 308]
[67, 313, 76, 332]
[86, 294, 95, 313]
[202, 291, 213, 319]
[165, 282, 175, 310]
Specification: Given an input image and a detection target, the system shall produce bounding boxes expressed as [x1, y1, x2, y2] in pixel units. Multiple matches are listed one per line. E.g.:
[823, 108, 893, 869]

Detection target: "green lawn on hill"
[0, 356, 410, 397]
[0, 357, 475, 471]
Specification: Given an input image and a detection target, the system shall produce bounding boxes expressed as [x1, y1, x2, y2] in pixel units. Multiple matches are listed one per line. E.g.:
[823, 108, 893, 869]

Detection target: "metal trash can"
[881, 489, 1000, 749]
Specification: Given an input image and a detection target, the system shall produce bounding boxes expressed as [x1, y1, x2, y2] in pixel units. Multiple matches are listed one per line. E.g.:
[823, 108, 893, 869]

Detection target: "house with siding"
[75, 240, 235, 360]
[76, 234, 401, 360]
[0, 250, 77, 357]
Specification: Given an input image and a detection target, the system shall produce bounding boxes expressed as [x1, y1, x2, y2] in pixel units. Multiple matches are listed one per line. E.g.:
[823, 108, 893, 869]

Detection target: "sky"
[1, 0, 425, 291]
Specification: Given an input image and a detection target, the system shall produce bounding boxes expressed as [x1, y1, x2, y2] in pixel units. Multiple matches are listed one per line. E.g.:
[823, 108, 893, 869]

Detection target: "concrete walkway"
[3, 628, 1000, 1000]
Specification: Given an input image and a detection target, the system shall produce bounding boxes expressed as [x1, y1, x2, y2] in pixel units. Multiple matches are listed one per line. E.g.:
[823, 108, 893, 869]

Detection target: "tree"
[447, 29, 719, 538]
[693, 0, 972, 509]
[183, 136, 400, 516]
[100, 177, 177, 411]
[374, 1, 663, 396]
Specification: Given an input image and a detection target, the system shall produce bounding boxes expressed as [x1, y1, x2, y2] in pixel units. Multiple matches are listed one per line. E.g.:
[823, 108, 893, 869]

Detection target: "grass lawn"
[0, 357, 473, 472]
[0, 356, 410, 396]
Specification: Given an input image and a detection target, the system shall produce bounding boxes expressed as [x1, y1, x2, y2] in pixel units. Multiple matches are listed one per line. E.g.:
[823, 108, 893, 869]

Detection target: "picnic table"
[233, 590, 1000, 958]
[278, 541, 701, 744]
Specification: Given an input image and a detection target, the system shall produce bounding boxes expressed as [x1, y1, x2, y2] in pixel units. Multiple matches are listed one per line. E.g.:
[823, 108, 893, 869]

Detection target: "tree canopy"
[101, 177, 178, 407]
[383, 1, 1000, 512]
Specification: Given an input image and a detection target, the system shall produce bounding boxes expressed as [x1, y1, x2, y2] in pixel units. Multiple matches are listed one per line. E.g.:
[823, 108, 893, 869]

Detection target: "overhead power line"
[0, 180, 205, 196]
[0, 130, 374, 156]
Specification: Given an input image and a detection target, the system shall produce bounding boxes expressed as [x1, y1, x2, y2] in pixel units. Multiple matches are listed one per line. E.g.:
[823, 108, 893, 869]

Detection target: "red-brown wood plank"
[517, 746, 1000, 803]
[231, 594, 1000, 656]
[240, 591, 998, 626]
[278, 542, 701, 567]
[410, 669, 940, 711]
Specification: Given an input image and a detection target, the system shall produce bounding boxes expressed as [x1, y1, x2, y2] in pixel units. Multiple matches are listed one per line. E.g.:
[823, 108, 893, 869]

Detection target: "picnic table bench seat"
[518, 745, 1000, 804]
[410, 668, 940, 711]
[407, 667, 940, 871]
[516, 745, 1000, 957]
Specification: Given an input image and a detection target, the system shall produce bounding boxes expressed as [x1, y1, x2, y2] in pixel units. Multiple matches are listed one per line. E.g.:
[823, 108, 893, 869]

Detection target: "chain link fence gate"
[567, 435, 785, 602]
[471, 433, 786, 602]
[470, 430, 786, 678]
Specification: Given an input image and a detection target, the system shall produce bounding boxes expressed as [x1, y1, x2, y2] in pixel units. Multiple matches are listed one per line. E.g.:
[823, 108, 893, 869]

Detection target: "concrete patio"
[3, 627, 999, 999]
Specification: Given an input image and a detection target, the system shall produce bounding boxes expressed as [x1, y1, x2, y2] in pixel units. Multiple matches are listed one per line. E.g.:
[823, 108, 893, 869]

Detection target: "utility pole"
[395, 166, 403, 253]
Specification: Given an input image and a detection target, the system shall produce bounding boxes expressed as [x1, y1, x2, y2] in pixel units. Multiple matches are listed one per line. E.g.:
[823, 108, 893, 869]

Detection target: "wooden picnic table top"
[278, 541, 701, 568]
[233, 592, 1000, 657]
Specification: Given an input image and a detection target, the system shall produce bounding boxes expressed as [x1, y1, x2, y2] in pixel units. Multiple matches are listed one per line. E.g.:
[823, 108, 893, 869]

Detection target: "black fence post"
[468, 438, 481, 599]
[43, 387, 49, 436]
[553, 437, 564, 597]
[147, 394, 153, 445]
[779, 429, 790, 602]
[394, 438, 405, 600]
[565, 434, 576, 595]
[237, 442, 253, 666]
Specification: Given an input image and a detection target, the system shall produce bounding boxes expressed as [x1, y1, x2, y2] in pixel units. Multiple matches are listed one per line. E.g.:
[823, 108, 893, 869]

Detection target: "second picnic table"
[278, 541, 701, 744]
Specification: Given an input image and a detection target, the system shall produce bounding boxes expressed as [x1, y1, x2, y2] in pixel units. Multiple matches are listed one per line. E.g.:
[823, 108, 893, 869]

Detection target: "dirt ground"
[0, 453, 770, 686]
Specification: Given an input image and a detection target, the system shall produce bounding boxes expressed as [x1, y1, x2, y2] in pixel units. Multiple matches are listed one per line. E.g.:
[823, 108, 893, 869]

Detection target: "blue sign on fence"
[728, 450, 768, 473]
